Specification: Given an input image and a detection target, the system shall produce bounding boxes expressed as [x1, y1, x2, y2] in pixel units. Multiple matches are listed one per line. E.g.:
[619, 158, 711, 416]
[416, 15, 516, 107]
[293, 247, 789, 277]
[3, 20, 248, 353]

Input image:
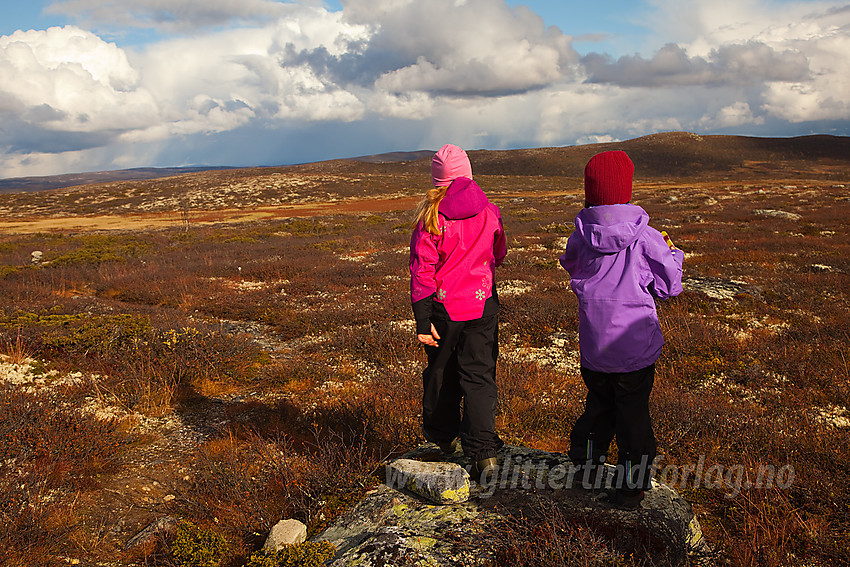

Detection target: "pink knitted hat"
[584, 150, 634, 205]
[431, 144, 472, 187]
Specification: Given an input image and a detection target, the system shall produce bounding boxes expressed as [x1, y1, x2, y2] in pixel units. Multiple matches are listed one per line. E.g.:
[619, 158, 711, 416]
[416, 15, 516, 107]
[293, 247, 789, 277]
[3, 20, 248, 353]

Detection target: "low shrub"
[0, 385, 133, 566]
[170, 521, 229, 567]
[246, 541, 336, 567]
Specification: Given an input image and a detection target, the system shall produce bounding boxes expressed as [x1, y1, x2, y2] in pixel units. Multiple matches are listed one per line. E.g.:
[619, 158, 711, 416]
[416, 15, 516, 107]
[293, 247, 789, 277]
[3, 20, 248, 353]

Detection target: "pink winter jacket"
[410, 177, 507, 334]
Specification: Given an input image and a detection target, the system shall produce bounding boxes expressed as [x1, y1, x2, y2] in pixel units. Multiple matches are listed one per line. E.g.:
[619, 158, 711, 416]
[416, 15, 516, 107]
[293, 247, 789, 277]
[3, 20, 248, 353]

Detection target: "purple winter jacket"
[410, 177, 507, 334]
[559, 204, 683, 373]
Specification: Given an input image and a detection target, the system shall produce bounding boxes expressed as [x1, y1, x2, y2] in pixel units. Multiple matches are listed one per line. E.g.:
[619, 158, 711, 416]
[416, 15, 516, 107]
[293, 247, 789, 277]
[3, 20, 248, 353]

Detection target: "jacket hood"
[574, 204, 649, 253]
[439, 176, 489, 220]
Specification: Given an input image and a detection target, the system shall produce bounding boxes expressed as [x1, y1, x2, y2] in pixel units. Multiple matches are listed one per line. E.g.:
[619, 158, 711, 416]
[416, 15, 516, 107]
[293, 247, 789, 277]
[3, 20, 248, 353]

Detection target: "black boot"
[437, 438, 461, 455]
[471, 457, 499, 482]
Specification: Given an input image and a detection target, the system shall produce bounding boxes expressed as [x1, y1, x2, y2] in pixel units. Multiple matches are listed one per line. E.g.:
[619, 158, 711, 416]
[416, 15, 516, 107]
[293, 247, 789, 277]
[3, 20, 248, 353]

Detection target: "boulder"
[264, 518, 307, 551]
[385, 458, 470, 505]
[314, 444, 711, 566]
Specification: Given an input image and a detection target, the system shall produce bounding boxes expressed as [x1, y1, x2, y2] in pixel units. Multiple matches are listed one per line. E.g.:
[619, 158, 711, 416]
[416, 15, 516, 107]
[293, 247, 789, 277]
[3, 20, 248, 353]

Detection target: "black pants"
[422, 313, 503, 461]
[568, 363, 657, 492]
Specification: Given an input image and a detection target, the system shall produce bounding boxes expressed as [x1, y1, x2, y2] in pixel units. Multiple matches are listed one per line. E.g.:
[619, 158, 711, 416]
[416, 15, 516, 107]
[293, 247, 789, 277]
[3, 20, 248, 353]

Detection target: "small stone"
[264, 518, 307, 551]
[31, 251, 43, 264]
[163, 494, 175, 502]
[386, 458, 470, 504]
[752, 209, 801, 221]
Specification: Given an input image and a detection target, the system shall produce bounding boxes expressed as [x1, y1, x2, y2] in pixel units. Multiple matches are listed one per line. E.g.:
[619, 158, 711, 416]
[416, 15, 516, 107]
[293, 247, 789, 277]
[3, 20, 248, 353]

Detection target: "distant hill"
[0, 166, 236, 194]
[288, 132, 850, 181]
[2, 133, 849, 195]
[0, 151, 435, 194]
[469, 132, 850, 180]
[348, 150, 435, 164]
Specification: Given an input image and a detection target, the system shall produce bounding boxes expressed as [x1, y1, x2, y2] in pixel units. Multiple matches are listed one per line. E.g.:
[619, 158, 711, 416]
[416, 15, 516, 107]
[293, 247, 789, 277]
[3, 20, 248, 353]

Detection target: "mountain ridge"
[1, 131, 848, 194]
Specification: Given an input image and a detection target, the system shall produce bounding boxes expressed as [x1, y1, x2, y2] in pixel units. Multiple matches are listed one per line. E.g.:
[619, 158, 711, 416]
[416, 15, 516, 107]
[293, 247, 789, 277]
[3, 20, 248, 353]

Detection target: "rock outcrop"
[314, 444, 711, 566]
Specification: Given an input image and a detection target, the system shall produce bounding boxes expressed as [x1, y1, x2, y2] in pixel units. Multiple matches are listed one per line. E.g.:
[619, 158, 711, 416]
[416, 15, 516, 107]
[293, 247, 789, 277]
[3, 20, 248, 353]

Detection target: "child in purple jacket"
[559, 150, 683, 505]
[410, 144, 507, 478]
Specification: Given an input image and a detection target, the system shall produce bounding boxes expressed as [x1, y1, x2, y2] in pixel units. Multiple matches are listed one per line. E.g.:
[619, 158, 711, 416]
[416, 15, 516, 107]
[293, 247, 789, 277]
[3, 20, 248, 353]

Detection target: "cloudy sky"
[1, 0, 848, 178]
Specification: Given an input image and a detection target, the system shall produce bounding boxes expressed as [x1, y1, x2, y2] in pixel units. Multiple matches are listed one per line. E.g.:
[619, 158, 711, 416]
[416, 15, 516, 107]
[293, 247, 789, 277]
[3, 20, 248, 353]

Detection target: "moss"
[362, 215, 386, 225]
[42, 313, 153, 354]
[49, 234, 153, 266]
[220, 236, 260, 244]
[540, 221, 572, 234]
[309, 483, 376, 535]
[282, 218, 332, 236]
[532, 258, 560, 270]
[170, 522, 229, 567]
[26, 358, 49, 377]
[312, 239, 345, 251]
[0, 265, 20, 278]
[245, 541, 336, 567]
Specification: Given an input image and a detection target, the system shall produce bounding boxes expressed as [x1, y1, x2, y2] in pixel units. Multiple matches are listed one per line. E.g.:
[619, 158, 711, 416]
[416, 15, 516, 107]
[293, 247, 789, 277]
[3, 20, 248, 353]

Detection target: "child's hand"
[417, 324, 441, 347]
[661, 231, 680, 251]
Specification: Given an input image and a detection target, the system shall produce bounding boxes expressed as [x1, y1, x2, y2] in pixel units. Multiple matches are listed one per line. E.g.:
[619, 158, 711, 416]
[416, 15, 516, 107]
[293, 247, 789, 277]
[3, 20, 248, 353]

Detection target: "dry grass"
[0, 149, 848, 566]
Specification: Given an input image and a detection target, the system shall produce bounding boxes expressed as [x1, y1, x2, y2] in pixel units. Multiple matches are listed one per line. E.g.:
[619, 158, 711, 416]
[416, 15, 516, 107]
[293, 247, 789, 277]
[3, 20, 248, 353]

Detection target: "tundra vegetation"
[1, 137, 849, 566]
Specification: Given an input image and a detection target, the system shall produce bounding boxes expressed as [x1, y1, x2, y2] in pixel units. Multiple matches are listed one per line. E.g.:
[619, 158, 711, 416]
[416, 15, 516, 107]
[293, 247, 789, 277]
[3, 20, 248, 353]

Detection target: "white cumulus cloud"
[0, 26, 158, 136]
[1, 0, 849, 178]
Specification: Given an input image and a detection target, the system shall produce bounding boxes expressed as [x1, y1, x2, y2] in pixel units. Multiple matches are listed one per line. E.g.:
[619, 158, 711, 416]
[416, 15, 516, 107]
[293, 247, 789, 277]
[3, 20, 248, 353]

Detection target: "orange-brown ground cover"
[1, 137, 849, 565]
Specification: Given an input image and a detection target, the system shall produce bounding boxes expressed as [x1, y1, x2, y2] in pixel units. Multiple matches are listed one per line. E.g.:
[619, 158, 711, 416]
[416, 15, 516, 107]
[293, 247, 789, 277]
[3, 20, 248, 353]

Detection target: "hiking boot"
[609, 489, 645, 509]
[471, 457, 499, 481]
[572, 463, 609, 490]
[437, 438, 461, 455]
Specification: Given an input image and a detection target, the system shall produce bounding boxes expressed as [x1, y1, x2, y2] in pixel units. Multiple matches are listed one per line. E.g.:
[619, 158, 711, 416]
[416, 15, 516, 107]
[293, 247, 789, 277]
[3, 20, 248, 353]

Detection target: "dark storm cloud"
[45, 0, 291, 31]
[583, 42, 810, 87]
[0, 115, 116, 154]
[277, 39, 395, 87]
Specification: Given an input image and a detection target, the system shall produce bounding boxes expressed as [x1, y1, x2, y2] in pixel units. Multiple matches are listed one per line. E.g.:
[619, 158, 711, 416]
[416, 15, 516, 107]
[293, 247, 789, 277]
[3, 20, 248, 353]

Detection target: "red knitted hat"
[584, 150, 634, 205]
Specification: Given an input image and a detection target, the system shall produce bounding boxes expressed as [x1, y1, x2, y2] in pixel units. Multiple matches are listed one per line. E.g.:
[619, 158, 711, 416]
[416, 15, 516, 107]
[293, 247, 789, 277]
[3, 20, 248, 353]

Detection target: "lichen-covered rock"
[314, 444, 711, 567]
[316, 484, 493, 566]
[386, 458, 470, 504]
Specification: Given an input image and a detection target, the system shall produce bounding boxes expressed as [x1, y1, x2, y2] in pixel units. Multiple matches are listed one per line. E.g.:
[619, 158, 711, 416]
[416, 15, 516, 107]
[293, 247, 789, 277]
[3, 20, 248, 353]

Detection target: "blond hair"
[412, 185, 448, 235]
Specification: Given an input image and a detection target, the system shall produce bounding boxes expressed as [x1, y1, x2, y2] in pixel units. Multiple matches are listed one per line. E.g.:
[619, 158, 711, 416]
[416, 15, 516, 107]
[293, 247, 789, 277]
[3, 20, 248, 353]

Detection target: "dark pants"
[422, 314, 503, 461]
[568, 363, 657, 492]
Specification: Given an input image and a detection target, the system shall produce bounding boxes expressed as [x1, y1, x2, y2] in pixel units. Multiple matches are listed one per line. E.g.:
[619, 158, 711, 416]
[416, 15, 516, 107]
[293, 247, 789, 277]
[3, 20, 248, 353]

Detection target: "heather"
[1, 139, 848, 565]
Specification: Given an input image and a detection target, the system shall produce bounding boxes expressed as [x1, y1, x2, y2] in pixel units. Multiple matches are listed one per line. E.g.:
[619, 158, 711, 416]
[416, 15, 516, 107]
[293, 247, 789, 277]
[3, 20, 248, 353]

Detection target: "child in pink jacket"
[410, 144, 507, 478]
